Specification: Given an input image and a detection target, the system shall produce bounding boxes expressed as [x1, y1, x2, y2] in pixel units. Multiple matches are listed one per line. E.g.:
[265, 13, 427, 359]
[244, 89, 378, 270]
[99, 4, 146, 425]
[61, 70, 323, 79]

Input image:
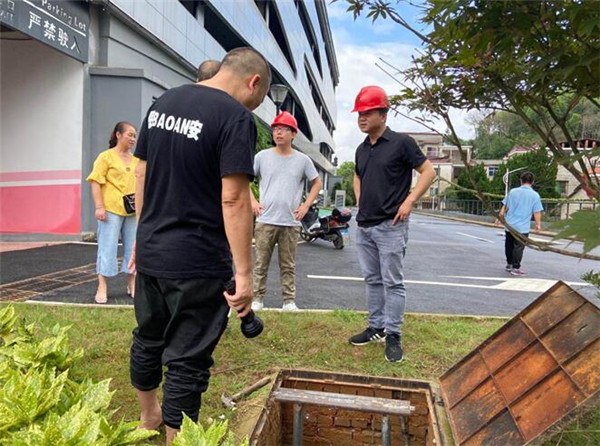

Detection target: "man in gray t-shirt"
[251, 111, 321, 311]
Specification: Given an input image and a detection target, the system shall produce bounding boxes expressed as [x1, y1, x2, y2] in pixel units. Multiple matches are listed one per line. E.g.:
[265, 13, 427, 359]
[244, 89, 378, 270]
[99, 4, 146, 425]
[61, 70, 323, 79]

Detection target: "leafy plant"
[456, 163, 491, 201]
[1, 323, 83, 371]
[0, 306, 248, 445]
[553, 209, 600, 254]
[582, 271, 600, 299]
[0, 305, 17, 337]
[488, 148, 559, 199]
[0, 366, 68, 432]
[0, 306, 158, 446]
[172, 415, 248, 446]
[335, 161, 357, 205]
[252, 117, 273, 201]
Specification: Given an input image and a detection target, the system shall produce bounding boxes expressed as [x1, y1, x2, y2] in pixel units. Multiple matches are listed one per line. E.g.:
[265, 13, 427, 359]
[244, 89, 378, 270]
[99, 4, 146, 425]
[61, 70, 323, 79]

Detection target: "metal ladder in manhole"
[273, 388, 415, 446]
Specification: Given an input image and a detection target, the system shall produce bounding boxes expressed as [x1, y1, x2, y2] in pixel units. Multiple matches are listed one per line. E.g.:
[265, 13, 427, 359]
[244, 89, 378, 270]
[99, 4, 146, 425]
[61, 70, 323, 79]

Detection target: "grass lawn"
[5, 303, 598, 445]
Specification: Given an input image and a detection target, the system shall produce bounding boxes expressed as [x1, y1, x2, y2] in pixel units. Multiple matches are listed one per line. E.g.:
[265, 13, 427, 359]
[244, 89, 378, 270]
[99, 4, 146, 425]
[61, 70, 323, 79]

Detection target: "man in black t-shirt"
[347, 86, 435, 363]
[128, 47, 271, 444]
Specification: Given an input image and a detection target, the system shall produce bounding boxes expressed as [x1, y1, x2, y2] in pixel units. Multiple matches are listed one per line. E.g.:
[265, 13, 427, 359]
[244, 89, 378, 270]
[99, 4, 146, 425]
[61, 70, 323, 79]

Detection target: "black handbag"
[123, 193, 135, 214]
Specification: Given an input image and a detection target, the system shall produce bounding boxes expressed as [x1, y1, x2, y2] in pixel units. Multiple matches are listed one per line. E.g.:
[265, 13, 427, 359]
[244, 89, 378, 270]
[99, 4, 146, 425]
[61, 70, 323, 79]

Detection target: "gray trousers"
[356, 219, 409, 335]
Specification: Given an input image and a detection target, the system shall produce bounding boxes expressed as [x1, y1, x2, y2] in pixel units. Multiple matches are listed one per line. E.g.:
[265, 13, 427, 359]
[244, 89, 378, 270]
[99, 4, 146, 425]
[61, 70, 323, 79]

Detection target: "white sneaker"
[251, 300, 264, 311]
[282, 301, 299, 311]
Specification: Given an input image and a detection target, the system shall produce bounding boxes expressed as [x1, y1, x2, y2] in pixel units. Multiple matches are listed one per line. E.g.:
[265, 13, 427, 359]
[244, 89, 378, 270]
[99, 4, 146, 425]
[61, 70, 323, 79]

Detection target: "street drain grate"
[0, 289, 39, 302]
[0, 263, 97, 302]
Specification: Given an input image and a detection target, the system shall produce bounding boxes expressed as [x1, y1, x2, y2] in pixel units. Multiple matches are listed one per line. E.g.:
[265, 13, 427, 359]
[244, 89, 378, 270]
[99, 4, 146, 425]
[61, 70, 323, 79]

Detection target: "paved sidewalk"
[0, 242, 133, 306]
[0, 242, 69, 253]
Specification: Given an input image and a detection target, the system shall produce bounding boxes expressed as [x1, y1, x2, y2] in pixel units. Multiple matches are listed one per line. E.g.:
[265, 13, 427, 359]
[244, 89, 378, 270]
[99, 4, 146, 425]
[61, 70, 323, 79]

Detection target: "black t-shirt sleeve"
[220, 114, 257, 179]
[402, 136, 427, 169]
[134, 116, 149, 161]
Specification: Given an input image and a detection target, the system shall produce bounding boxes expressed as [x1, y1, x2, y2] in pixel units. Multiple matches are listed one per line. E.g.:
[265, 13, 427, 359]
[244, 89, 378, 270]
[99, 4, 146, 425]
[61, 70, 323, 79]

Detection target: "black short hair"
[196, 60, 221, 81]
[221, 47, 272, 90]
[520, 172, 535, 184]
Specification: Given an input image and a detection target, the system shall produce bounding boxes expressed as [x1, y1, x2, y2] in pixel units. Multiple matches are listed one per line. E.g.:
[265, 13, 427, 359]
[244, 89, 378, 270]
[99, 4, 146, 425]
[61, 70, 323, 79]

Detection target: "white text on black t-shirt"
[147, 111, 203, 141]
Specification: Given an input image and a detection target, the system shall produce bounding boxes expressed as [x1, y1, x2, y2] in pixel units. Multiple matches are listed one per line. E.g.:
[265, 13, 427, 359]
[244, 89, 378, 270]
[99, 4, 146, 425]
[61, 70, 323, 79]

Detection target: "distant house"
[407, 132, 599, 211]
[479, 159, 504, 180]
[405, 132, 474, 197]
[504, 146, 533, 160]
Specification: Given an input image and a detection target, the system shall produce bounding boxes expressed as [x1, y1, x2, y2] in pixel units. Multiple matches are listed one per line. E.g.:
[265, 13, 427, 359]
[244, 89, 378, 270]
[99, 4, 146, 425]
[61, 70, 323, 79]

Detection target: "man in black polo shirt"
[128, 47, 271, 444]
[348, 86, 435, 362]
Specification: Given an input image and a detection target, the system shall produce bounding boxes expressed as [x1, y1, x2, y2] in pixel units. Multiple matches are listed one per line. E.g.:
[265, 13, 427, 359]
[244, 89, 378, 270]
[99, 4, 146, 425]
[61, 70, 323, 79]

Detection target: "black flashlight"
[225, 280, 264, 338]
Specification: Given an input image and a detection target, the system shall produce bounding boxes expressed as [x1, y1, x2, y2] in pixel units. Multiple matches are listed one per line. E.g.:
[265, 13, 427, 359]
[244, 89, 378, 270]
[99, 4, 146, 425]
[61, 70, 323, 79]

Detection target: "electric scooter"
[300, 204, 352, 249]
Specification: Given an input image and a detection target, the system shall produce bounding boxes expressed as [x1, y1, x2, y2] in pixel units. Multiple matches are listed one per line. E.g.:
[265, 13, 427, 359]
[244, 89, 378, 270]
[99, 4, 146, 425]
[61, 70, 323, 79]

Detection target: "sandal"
[95, 292, 108, 304]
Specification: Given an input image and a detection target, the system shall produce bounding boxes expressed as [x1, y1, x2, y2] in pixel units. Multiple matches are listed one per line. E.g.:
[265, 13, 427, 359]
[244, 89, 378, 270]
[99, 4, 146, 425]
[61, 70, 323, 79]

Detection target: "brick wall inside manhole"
[251, 370, 448, 445]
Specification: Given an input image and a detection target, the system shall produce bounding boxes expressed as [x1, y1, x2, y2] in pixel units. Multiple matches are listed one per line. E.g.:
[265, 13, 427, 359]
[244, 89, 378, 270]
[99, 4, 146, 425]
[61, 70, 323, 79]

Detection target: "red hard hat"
[271, 111, 298, 132]
[351, 86, 389, 112]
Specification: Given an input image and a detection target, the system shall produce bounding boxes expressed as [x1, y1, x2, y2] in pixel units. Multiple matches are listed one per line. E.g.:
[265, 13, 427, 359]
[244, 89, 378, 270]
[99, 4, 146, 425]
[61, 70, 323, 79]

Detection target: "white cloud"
[327, 1, 352, 20]
[332, 41, 475, 164]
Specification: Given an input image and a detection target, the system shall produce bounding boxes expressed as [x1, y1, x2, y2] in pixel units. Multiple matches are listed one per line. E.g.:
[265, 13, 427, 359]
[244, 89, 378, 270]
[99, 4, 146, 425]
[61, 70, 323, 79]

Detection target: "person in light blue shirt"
[499, 172, 544, 275]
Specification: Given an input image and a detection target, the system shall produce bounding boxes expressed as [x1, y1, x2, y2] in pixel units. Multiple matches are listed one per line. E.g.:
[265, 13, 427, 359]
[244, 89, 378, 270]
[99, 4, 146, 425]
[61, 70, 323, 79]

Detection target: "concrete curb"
[414, 211, 557, 238]
[23, 300, 130, 310]
[18, 300, 510, 320]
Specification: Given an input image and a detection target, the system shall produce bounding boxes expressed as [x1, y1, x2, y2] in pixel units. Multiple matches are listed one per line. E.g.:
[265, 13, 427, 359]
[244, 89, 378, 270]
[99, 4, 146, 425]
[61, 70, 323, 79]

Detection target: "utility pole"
[503, 167, 527, 198]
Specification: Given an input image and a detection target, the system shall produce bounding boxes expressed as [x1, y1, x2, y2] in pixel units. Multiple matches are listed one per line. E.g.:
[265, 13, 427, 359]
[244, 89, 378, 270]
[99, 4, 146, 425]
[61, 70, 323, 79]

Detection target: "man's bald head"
[220, 47, 272, 93]
[196, 60, 221, 82]
[201, 47, 272, 110]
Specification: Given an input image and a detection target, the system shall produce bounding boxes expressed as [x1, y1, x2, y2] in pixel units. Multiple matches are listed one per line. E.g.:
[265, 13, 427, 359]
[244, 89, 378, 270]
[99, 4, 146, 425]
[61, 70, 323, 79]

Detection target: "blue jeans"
[96, 211, 136, 276]
[356, 219, 409, 335]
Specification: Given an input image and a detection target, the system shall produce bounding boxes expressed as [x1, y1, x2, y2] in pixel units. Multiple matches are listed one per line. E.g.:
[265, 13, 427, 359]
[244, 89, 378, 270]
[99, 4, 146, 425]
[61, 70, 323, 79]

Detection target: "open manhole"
[250, 281, 599, 445]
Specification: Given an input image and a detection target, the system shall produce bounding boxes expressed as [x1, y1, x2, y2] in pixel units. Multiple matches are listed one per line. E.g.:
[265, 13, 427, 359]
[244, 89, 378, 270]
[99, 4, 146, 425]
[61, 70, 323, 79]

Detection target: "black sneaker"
[385, 333, 404, 362]
[349, 327, 386, 345]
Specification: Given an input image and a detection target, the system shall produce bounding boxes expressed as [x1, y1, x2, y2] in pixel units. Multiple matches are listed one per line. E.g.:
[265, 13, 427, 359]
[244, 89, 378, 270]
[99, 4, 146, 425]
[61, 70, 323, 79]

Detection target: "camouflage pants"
[253, 222, 300, 304]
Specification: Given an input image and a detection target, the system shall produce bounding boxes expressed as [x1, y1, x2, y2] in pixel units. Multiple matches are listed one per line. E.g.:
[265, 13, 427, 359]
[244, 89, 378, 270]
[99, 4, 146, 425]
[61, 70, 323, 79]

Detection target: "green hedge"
[0, 305, 247, 446]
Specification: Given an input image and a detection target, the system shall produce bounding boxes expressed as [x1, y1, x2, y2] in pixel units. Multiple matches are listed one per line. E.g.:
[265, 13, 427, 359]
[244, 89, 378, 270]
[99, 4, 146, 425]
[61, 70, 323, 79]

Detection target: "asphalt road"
[11, 213, 600, 317]
[259, 212, 600, 317]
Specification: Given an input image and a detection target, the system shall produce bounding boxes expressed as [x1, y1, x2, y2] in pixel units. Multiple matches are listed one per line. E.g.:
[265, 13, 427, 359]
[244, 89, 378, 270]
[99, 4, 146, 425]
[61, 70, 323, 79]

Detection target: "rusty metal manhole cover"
[439, 281, 599, 445]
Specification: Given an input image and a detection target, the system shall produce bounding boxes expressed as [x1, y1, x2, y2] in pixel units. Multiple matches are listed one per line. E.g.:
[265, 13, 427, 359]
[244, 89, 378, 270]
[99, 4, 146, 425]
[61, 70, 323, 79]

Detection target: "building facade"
[0, 0, 339, 234]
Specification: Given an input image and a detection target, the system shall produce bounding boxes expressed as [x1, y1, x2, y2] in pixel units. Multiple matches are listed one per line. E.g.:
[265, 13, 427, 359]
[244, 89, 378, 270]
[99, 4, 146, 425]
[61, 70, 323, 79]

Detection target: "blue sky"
[328, 0, 426, 47]
[326, 1, 474, 163]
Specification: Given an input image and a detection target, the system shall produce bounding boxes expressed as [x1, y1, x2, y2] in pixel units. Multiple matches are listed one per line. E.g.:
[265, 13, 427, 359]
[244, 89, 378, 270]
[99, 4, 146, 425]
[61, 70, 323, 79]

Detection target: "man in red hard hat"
[250, 111, 322, 311]
[348, 85, 435, 362]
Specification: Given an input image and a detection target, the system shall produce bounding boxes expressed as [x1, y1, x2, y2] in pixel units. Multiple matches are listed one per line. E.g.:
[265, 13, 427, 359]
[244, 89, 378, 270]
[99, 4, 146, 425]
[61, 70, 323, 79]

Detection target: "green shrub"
[172, 415, 248, 446]
[0, 305, 156, 446]
[0, 305, 248, 446]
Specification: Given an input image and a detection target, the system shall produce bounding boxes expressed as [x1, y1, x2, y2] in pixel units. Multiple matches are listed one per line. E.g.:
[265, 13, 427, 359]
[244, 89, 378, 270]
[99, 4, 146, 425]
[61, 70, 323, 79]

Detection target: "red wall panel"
[0, 185, 81, 234]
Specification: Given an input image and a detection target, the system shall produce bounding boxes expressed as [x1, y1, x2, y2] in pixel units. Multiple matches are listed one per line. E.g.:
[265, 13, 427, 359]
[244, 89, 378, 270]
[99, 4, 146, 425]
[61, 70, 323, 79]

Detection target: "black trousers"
[130, 271, 229, 429]
[505, 231, 529, 269]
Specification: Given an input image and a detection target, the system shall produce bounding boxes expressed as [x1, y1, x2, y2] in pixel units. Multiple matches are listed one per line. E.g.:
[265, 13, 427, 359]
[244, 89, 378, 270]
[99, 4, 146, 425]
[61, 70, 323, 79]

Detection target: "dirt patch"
[231, 387, 271, 442]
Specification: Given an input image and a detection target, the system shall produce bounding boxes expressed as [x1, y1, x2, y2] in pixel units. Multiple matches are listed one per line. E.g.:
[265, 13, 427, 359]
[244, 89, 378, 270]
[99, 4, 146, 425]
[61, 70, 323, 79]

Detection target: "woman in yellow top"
[87, 122, 139, 304]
